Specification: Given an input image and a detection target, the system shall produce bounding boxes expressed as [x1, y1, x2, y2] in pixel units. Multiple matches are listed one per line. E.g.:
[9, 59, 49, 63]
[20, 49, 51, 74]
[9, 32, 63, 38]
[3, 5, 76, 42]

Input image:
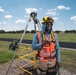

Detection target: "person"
[32, 16, 60, 75]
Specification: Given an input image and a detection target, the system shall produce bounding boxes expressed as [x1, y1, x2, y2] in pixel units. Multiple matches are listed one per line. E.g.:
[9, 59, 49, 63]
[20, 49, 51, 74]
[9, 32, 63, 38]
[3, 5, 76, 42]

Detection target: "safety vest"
[38, 31, 56, 62]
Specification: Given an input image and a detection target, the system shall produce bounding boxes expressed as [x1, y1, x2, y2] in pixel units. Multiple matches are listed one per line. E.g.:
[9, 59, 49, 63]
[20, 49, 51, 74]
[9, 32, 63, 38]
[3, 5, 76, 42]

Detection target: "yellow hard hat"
[42, 16, 54, 24]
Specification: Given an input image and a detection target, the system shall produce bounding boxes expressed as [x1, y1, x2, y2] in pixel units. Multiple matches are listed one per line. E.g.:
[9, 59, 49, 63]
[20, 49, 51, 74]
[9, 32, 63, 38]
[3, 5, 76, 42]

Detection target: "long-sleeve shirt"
[32, 32, 60, 62]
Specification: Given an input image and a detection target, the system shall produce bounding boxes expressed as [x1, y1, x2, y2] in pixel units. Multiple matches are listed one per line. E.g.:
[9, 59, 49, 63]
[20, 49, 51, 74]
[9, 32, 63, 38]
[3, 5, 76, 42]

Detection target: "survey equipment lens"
[30, 12, 37, 20]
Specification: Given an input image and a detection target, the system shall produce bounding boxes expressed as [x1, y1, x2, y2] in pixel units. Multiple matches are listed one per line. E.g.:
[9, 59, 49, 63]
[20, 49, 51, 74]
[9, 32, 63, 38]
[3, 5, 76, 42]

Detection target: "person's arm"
[55, 34, 60, 62]
[32, 33, 42, 50]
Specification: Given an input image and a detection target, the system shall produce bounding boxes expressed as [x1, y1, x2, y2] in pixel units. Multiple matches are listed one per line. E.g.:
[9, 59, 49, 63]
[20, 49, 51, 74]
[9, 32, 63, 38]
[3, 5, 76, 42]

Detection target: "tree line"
[0, 30, 76, 33]
[0, 30, 36, 33]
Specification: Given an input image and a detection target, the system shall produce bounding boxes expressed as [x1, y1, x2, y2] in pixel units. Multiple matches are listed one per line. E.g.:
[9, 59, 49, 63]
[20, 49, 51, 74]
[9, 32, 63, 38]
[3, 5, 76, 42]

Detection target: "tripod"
[5, 12, 41, 75]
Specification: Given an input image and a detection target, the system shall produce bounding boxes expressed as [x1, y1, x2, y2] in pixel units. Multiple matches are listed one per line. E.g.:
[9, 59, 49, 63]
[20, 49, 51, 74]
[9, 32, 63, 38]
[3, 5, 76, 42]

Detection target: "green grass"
[61, 49, 76, 74]
[0, 33, 34, 40]
[58, 33, 76, 43]
[0, 33, 76, 42]
[0, 51, 14, 63]
[0, 41, 14, 63]
[0, 37, 76, 74]
[0, 41, 32, 64]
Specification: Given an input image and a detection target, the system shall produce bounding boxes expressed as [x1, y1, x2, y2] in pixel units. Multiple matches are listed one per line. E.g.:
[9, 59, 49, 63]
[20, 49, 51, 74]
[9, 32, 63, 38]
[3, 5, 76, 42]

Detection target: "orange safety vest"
[38, 32, 56, 62]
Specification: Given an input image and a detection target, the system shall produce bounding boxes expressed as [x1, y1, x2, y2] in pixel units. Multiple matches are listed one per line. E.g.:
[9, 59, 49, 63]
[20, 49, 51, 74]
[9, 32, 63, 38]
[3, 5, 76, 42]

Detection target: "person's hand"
[56, 62, 60, 68]
[41, 40, 50, 47]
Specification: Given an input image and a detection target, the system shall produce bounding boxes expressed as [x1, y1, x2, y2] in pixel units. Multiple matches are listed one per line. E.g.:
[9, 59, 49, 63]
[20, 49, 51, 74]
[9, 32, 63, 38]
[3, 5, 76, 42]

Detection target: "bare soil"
[0, 59, 75, 75]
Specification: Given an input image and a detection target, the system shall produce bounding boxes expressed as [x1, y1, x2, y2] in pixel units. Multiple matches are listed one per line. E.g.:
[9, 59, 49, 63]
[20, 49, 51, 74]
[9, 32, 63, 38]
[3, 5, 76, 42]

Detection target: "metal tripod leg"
[5, 13, 42, 75]
[37, 19, 41, 31]
[5, 20, 30, 75]
[34, 19, 41, 31]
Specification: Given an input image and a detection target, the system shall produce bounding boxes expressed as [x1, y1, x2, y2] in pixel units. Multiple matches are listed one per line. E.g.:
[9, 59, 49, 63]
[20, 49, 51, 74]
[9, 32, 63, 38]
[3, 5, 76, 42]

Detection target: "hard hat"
[42, 16, 54, 25]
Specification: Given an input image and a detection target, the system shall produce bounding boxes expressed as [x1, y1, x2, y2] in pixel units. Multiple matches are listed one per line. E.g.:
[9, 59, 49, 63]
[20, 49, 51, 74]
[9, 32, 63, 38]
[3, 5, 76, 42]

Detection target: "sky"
[0, 0, 76, 31]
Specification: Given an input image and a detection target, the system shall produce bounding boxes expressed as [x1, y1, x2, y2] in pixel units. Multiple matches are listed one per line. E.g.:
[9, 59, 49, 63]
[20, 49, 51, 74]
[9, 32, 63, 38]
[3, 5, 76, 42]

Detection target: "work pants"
[36, 59, 57, 75]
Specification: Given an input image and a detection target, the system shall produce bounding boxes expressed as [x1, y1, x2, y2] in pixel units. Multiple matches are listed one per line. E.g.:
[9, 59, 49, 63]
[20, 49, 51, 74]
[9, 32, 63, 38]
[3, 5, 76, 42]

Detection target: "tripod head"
[30, 12, 38, 24]
[30, 12, 37, 19]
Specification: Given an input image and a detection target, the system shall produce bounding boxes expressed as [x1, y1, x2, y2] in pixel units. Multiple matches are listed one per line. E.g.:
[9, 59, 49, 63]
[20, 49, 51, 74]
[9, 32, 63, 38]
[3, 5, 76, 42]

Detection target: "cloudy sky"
[0, 0, 76, 31]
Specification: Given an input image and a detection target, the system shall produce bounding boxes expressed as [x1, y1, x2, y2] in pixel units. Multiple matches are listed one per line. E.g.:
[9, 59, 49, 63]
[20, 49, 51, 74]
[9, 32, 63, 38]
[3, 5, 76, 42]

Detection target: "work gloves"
[41, 40, 50, 47]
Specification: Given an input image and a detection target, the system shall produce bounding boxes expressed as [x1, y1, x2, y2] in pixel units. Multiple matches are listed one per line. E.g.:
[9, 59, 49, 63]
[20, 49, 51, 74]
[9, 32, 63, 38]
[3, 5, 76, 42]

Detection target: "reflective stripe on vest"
[38, 31, 56, 62]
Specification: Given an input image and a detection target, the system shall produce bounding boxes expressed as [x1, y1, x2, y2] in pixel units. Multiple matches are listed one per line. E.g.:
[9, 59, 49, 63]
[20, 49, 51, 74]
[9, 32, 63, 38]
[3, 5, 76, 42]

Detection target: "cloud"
[59, 23, 62, 24]
[0, 23, 2, 25]
[25, 8, 38, 14]
[46, 9, 58, 16]
[0, 22, 7, 25]
[74, 22, 76, 24]
[24, 15, 29, 18]
[46, 11, 57, 16]
[0, 22, 7, 24]
[47, 8, 57, 11]
[53, 17, 59, 20]
[15, 19, 26, 24]
[4, 15, 12, 18]
[3, 22, 7, 24]
[57, 5, 70, 10]
[39, 8, 42, 10]
[0, 6, 4, 12]
[70, 16, 76, 21]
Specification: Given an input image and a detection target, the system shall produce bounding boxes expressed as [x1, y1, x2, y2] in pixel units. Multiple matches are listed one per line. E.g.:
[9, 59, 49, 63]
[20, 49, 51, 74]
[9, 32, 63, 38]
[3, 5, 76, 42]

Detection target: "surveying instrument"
[5, 12, 41, 75]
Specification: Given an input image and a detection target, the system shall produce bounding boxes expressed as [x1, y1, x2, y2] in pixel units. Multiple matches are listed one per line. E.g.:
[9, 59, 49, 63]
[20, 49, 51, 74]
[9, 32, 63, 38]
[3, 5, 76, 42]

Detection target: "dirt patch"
[0, 59, 75, 75]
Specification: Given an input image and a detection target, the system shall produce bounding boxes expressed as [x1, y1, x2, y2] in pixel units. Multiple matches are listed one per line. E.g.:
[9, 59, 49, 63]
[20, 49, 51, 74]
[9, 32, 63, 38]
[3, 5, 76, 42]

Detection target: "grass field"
[58, 33, 76, 43]
[0, 33, 76, 42]
[0, 41, 76, 74]
[0, 33, 76, 74]
[0, 33, 34, 40]
[0, 41, 14, 63]
[0, 41, 31, 63]
[61, 49, 76, 74]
